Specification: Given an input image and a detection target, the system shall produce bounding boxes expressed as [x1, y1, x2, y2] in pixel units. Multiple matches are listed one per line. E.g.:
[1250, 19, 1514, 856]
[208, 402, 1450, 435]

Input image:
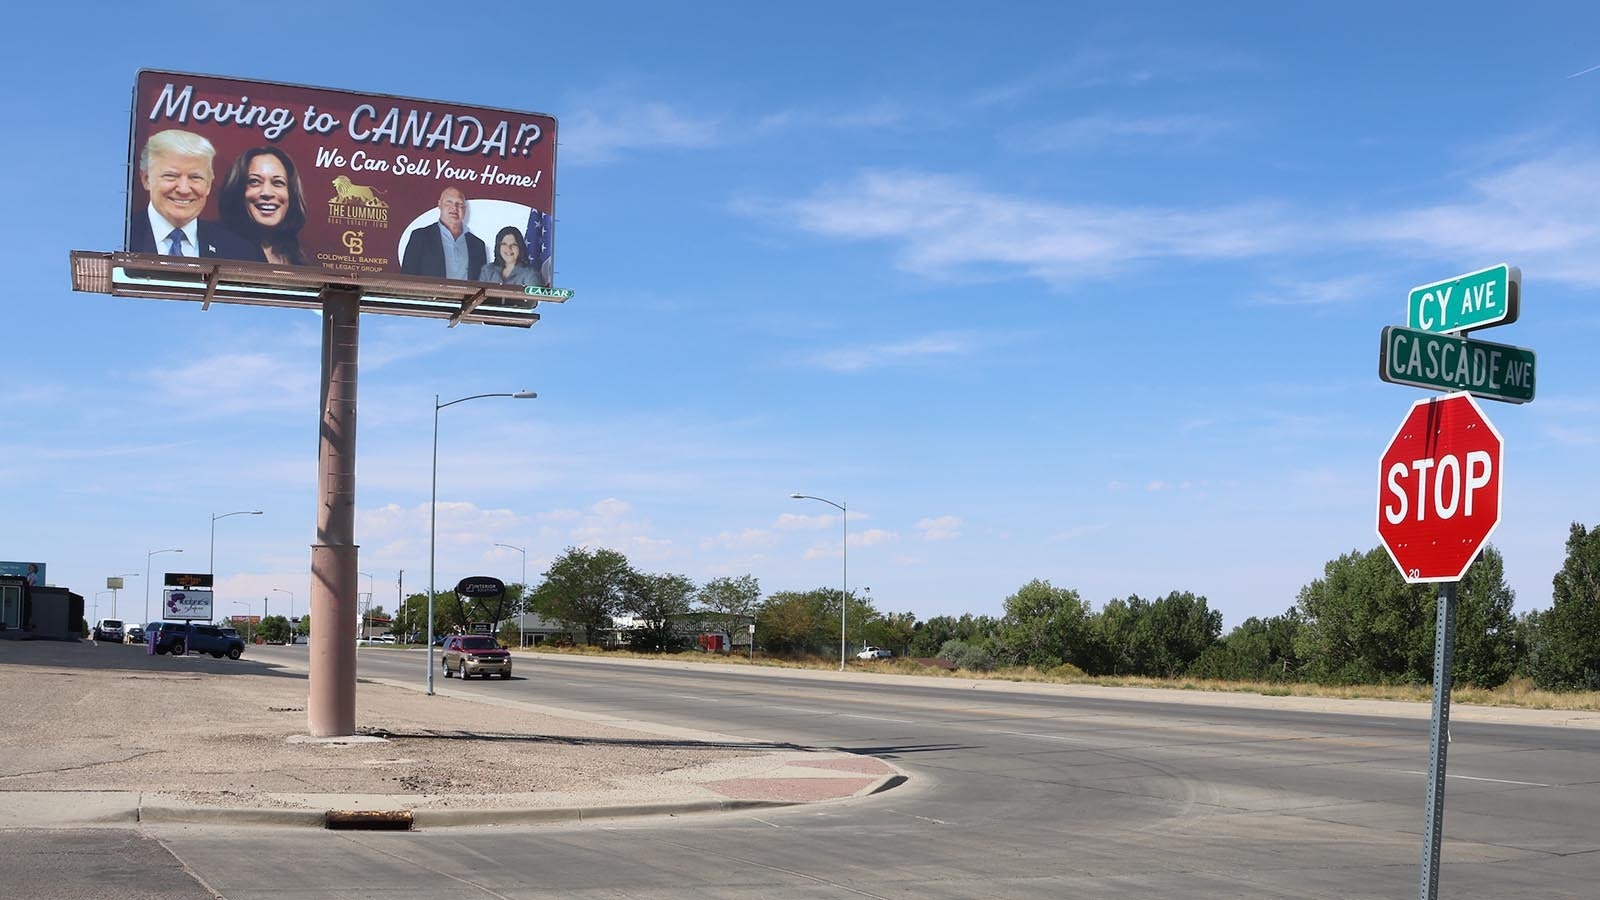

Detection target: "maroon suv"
[441, 635, 512, 679]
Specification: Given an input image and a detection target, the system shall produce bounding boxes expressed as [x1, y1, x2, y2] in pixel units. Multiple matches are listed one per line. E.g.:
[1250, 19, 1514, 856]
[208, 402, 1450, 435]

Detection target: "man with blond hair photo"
[128, 128, 263, 261]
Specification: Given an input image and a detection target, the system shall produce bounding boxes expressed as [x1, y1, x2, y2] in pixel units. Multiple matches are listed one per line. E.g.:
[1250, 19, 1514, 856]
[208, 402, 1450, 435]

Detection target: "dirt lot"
[0, 639, 770, 809]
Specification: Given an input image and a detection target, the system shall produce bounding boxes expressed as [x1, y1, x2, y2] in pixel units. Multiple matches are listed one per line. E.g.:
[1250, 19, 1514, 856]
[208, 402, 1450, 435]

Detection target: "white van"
[92, 619, 125, 642]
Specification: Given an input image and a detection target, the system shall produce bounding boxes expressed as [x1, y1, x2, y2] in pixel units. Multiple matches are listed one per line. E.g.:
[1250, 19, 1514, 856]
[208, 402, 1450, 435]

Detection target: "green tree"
[907, 613, 997, 658]
[297, 613, 311, 638]
[938, 639, 995, 671]
[258, 614, 291, 643]
[533, 546, 633, 645]
[861, 611, 918, 657]
[1453, 546, 1518, 688]
[1189, 611, 1303, 682]
[1531, 522, 1600, 690]
[698, 575, 761, 619]
[992, 579, 1093, 669]
[757, 589, 832, 655]
[624, 571, 696, 652]
[1295, 547, 1434, 684]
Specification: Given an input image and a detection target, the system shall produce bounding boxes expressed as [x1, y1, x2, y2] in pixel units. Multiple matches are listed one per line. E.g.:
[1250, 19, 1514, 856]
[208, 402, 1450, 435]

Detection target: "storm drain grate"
[325, 809, 414, 830]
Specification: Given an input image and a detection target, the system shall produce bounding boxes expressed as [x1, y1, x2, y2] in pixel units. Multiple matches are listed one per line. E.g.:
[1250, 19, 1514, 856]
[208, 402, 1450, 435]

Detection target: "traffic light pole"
[1419, 580, 1457, 900]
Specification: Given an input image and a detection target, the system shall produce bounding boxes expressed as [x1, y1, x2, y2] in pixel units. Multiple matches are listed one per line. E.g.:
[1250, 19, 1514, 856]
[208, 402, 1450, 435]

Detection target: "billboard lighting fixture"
[70, 251, 554, 329]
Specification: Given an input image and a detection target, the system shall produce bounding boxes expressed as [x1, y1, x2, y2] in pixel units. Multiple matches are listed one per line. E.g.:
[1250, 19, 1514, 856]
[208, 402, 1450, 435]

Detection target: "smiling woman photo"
[219, 146, 308, 265]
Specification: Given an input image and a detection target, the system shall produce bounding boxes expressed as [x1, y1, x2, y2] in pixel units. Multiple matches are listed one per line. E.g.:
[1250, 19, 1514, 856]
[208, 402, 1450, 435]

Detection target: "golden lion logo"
[330, 175, 386, 208]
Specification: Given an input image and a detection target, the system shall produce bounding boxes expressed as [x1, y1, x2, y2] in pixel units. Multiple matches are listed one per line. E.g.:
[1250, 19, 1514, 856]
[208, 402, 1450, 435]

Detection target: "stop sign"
[1377, 392, 1503, 583]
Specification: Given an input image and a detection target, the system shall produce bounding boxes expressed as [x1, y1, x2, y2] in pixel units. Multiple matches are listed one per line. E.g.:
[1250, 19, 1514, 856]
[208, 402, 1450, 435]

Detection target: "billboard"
[126, 70, 558, 302]
[0, 561, 45, 586]
[164, 588, 214, 621]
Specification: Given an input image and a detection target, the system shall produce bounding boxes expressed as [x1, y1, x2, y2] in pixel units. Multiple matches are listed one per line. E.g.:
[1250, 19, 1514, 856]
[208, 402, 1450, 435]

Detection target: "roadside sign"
[455, 576, 506, 599]
[165, 573, 214, 588]
[1379, 326, 1535, 404]
[164, 588, 214, 621]
[1407, 264, 1519, 334]
[1377, 393, 1503, 582]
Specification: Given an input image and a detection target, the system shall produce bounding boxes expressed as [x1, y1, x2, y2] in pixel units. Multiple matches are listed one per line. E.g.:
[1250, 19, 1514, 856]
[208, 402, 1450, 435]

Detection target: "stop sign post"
[1376, 391, 1503, 900]
[1377, 392, 1503, 583]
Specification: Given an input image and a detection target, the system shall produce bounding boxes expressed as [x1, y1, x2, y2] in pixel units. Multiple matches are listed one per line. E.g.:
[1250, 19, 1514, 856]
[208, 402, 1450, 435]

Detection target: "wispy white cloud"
[915, 515, 962, 541]
[1245, 272, 1385, 308]
[1002, 114, 1230, 152]
[1048, 523, 1107, 543]
[138, 351, 315, 416]
[1361, 151, 1600, 287]
[967, 46, 1264, 108]
[755, 101, 909, 134]
[560, 100, 721, 165]
[700, 528, 779, 551]
[775, 512, 836, 531]
[780, 169, 1297, 285]
[803, 331, 1004, 372]
[801, 528, 898, 560]
[776, 510, 868, 530]
[850, 528, 898, 548]
[565, 498, 676, 562]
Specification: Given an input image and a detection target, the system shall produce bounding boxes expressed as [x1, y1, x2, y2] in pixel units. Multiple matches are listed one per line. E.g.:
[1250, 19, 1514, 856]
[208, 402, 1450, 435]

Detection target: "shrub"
[937, 639, 995, 672]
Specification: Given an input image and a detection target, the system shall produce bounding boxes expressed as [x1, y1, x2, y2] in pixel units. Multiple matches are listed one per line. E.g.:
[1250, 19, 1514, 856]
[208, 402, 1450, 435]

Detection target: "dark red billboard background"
[126, 70, 557, 288]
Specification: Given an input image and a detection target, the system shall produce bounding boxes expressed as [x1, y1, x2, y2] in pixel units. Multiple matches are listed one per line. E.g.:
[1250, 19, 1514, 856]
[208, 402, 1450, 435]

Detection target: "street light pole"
[145, 548, 182, 627]
[110, 573, 139, 621]
[790, 493, 848, 672]
[494, 543, 526, 649]
[210, 510, 263, 611]
[272, 589, 294, 643]
[358, 571, 373, 642]
[429, 391, 537, 695]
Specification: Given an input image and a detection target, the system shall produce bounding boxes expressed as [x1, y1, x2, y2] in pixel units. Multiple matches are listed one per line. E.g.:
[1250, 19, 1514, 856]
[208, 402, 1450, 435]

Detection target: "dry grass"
[525, 646, 1600, 712]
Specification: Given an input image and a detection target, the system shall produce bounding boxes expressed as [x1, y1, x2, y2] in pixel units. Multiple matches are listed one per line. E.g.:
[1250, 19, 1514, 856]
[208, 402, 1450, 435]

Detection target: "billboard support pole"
[1419, 580, 1457, 900]
[308, 288, 361, 737]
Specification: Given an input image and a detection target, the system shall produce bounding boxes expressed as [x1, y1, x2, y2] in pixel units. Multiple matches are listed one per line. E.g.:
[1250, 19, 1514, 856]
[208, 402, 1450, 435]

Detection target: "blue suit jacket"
[128, 212, 266, 262]
[401, 222, 487, 280]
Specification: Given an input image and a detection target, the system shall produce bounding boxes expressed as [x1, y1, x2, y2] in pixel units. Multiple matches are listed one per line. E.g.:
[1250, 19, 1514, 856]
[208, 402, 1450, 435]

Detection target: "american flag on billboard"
[526, 209, 554, 287]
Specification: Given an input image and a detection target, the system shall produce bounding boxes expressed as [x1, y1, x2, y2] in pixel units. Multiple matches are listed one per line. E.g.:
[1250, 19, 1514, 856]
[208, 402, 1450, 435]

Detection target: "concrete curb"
[4, 772, 908, 830]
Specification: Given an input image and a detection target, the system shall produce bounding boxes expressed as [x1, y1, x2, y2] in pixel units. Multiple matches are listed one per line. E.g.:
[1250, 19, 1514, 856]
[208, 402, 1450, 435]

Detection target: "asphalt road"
[16, 647, 1600, 898]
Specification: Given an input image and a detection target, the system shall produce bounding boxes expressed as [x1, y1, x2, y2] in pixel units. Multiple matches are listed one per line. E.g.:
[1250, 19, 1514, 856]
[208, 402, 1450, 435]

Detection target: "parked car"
[153, 622, 246, 659]
[857, 646, 893, 660]
[440, 635, 512, 679]
[92, 619, 125, 642]
[123, 624, 144, 644]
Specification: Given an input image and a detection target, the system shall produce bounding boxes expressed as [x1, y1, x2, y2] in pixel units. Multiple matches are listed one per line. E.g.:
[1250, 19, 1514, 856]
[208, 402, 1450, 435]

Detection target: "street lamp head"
[790, 493, 804, 499]
[512, 390, 537, 399]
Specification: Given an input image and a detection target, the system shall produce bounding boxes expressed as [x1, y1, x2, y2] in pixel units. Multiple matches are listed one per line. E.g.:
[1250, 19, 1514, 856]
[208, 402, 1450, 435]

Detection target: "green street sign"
[1407, 263, 1519, 333]
[1379, 325, 1535, 404]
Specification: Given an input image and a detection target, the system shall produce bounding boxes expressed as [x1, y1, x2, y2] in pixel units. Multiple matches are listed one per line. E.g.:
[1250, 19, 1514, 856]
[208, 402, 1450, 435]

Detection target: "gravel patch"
[0, 641, 773, 810]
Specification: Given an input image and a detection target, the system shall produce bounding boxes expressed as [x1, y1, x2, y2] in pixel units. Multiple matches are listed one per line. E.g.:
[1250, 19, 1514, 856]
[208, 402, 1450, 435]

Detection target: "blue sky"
[5, 2, 1599, 631]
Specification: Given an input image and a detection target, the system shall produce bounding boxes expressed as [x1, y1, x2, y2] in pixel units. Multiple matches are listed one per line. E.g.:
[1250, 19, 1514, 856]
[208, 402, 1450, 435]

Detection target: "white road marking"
[1395, 770, 1550, 787]
[987, 729, 1089, 743]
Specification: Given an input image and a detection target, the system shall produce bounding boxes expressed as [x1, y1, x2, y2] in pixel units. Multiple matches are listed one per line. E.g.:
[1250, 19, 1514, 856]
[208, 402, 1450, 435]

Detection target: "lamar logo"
[326, 176, 390, 227]
[342, 231, 365, 255]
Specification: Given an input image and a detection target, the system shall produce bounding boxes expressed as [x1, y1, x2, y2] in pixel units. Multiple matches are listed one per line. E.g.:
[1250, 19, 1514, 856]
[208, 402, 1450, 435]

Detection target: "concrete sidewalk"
[0, 640, 905, 829]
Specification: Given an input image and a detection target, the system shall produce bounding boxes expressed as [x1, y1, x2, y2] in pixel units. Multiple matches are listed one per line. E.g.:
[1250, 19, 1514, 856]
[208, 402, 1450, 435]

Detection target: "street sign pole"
[1420, 580, 1458, 900]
